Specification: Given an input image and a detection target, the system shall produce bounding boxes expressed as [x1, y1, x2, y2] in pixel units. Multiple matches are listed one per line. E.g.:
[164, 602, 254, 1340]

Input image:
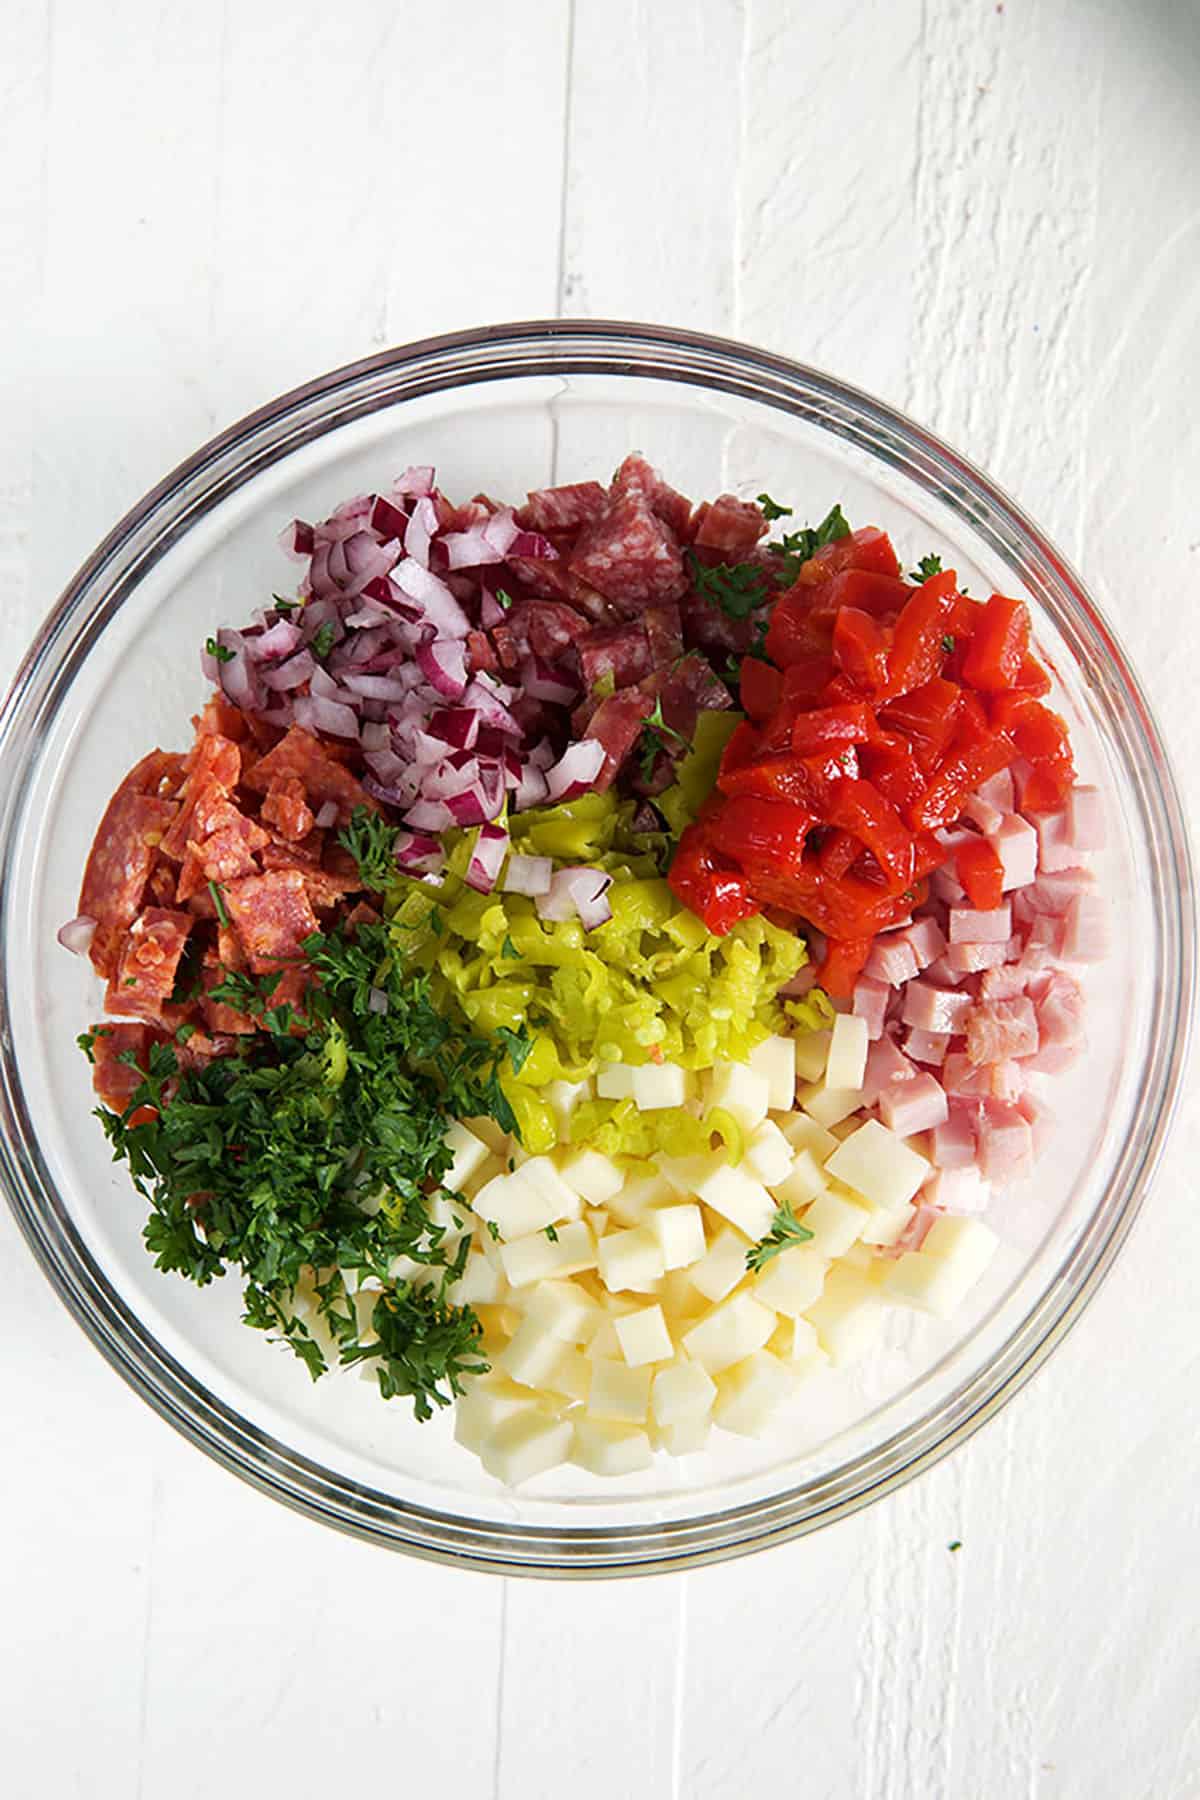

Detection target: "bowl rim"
[1, 318, 1194, 1576]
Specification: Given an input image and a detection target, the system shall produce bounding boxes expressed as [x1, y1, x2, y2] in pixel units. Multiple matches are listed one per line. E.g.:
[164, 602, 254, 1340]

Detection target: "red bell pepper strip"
[956, 835, 1006, 909]
[738, 658, 783, 721]
[881, 577, 956, 698]
[789, 703, 876, 756]
[820, 778, 914, 889]
[879, 677, 961, 770]
[961, 593, 1031, 691]
[707, 796, 815, 876]
[859, 733, 927, 811]
[814, 935, 874, 1000]
[667, 823, 761, 936]
[832, 607, 892, 693]
[795, 525, 901, 585]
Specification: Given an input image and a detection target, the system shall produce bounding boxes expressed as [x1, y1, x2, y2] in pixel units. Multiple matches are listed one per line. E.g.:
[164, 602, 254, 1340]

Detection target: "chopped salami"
[261, 775, 315, 843]
[569, 488, 688, 609]
[242, 726, 377, 825]
[88, 1022, 159, 1113]
[516, 481, 608, 535]
[611, 454, 694, 540]
[584, 688, 659, 788]
[104, 908, 194, 1021]
[578, 623, 653, 692]
[691, 494, 768, 557]
[192, 693, 249, 743]
[159, 733, 242, 861]
[78, 788, 180, 978]
[643, 602, 684, 664]
[222, 868, 320, 971]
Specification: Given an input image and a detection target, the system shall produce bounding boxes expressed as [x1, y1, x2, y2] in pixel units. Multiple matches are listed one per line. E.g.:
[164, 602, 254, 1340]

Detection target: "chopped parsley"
[948, 1539, 963, 1553]
[270, 595, 298, 615]
[911, 553, 944, 582]
[495, 588, 515, 610]
[338, 806, 400, 893]
[756, 492, 793, 523]
[941, 634, 956, 653]
[310, 621, 337, 662]
[207, 880, 230, 928]
[92, 921, 533, 1421]
[636, 696, 694, 781]
[543, 1223, 559, 1243]
[686, 552, 766, 621]
[688, 504, 851, 620]
[768, 503, 852, 580]
[746, 1198, 815, 1273]
[205, 636, 235, 665]
[496, 1023, 533, 1075]
[501, 935, 521, 961]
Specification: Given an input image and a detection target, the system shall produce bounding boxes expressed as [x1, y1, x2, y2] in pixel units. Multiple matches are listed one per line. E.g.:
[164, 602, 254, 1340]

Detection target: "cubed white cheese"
[596, 1062, 636, 1100]
[658, 1266, 706, 1327]
[693, 1163, 776, 1241]
[752, 1245, 828, 1316]
[597, 1225, 666, 1293]
[682, 1292, 776, 1374]
[748, 1034, 798, 1111]
[522, 1279, 602, 1344]
[776, 1111, 839, 1162]
[542, 1347, 592, 1404]
[655, 1154, 712, 1199]
[454, 1378, 538, 1453]
[804, 1267, 885, 1365]
[445, 1252, 506, 1307]
[825, 1012, 870, 1091]
[570, 1417, 654, 1476]
[543, 1077, 594, 1131]
[647, 1202, 706, 1271]
[520, 1155, 584, 1221]
[707, 1061, 771, 1131]
[479, 1410, 573, 1485]
[657, 1415, 713, 1456]
[651, 1359, 717, 1426]
[688, 1226, 750, 1304]
[557, 1147, 625, 1206]
[585, 1318, 624, 1362]
[792, 1029, 832, 1084]
[606, 1172, 672, 1227]
[825, 1118, 929, 1212]
[857, 1203, 914, 1248]
[631, 1062, 694, 1111]
[471, 1169, 560, 1241]
[499, 1220, 596, 1288]
[743, 1119, 794, 1186]
[798, 1082, 865, 1129]
[714, 1351, 793, 1437]
[586, 1208, 610, 1237]
[882, 1215, 999, 1318]
[500, 1317, 578, 1389]
[768, 1147, 828, 1211]
[768, 1315, 825, 1368]
[442, 1119, 493, 1192]
[586, 1357, 653, 1423]
[799, 1188, 870, 1258]
[923, 1213, 1000, 1278]
[613, 1303, 674, 1367]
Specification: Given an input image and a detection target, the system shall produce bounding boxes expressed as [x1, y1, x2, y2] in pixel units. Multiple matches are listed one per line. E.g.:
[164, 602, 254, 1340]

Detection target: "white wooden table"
[4, 2, 1198, 1794]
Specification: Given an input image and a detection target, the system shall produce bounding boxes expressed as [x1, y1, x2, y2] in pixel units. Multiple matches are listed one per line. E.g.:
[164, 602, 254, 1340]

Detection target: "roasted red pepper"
[956, 835, 1006, 910]
[962, 593, 1030, 692]
[666, 823, 761, 935]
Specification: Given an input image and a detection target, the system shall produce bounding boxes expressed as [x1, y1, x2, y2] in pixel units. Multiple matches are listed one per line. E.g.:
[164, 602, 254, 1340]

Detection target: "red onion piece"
[513, 763, 550, 810]
[391, 558, 470, 638]
[462, 676, 520, 736]
[340, 672, 414, 703]
[57, 914, 97, 956]
[293, 695, 360, 739]
[536, 866, 613, 930]
[442, 508, 520, 569]
[314, 800, 339, 829]
[369, 494, 409, 541]
[544, 738, 605, 802]
[404, 797, 455, 832]
[507, 528, 558, 560]
[261, 649, 315, 692]
[479, 587, 507, 629]
[217, 631, 261, 712]
[416, 638, 468, 699]
[521, 655, 578, 705]
[278, 518, 315, 560]
[393, 466, 436, 497]
[466, 822, 509, 894]
[404, 497, 439, 570]
[249, 618, 303, 661]
[527, 738, 556, 772]
[426, 707, 479, 751]
[360, 721, 390, 752]
[315, 494, 374, 544]
[503, 854, 553, 897]
[394, 831, 445, 874]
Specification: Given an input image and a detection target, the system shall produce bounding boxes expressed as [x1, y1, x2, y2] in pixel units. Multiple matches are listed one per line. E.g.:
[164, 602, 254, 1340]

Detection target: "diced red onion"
[293, 695, 360, 739]
[340, 672, 414, 703]
[393, 831, 445, 874]
[462, 676, 520, 736]
[404, 496, 439, 570]
[441, 520, 507, 570]
[536, 866, 613, 930]
[367, 986, 390, 1015]
[278, 519, 315, 560]
[393, 466, 435, 497]
[217, 632, 261, 712]
[314, 801, 339, 829]
[507, 528, 558, 560]
[248, 618, 302, 662]
[466, 823, 509, 894]
[522, 655, 578, 705]
[261, 649, 315, 692]
[416, 638, 468, 699]
[404, 797, 455, 832]
[503, 854, 553, 897]
[427, 707, 479, 750]
[527, 738, 556, 772]
[200, 645, 220, 683]
[365, 747, 413, 788]
[513, 763, 550, 810]
[391, 559, 470, 638]
[544, 738, 605, 801]
[369, 494, 409, 542]
[479, 587, 507, 629]
[315, 494, 374, 544]
[360, 721, 390, 752]
[57, 914, 97, 956]
[310, 666, 362, 708]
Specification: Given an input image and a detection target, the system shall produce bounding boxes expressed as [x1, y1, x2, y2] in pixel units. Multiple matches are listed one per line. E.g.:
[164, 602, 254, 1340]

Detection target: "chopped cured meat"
[851, 977, 890, 1040]
[466, 628, 500, 674]
[965, 996, 1039, 1064]
[943, 1053, 1024, 1103]
[1026, 866, 1094, 914]
[611, 454, 694, 540]
[947, 904, 1012, 945]
[584, 689, 659, 788]
[243, 726, 377, 824]
[904, 1027, 950, 1065]
[900, 980, 974, 1034]
[942, 939, 1009, 974]
[88, 1021, 160, 1114]
[865, 936, 920, 986]
[578, 623, 653, 692]
[199, 957, 258, 1036]
[222, 869, 319, 972]
[78, 788, 180, 978]
[568, 489, 687, 609]
[643, 602, 684, 664]
[261, 776, 315, 843]
[105, 907, 194, 1021]
[923, 1165, 990, 1213]
[690, 494, 767, 557]
[986, 814, 1038, 890]
[1065, 784, 1105, 853]
[1027, 809, 1075, 874]
[1061, 892, 1108, 962]
[516, 481, 608, 535]
[190, 801, 272, 883]
[975, 1101, 1034, 1182]
[192, 692, 249, 743]
[859, 1032, 917, 1108]
[878, 1070, 948, 1137]
[892, 916, 946, 972]
[932, 1104, 978, 1169]
[159, 733, 242, 861]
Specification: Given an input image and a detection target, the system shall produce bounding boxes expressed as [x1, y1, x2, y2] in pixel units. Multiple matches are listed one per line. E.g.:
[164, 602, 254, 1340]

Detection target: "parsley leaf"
[495, 588, 515, 610]
[768, 503, 851, 580]
[636, 695, 694, 781]
[310, 621, 336, 661]
[207, 880, 230, 928]
[205, 636, 235, 665]
[757, 492, 793, 523]
[270, 594, 297, 614]
[501, 935, 521, 961]
[496, 1023, 533, 1076]
[338, 806, 400, 893]
[746, 1198, 815, 1272]
[911, 553, 944, 582]
[686, 551, 767, 620]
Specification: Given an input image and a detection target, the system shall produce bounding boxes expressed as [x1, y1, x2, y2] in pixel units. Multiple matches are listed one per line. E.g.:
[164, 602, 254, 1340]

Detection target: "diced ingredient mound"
[64, 453, 1100, 1479]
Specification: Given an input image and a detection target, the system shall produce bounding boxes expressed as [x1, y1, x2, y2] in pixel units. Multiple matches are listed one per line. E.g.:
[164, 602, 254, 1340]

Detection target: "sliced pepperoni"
[160, 734, 242, 861]
[104, 908, 194, 1022]
[78, 789, 180, 978]
[89, 1021, 162, 1113]
[192, 692, 249, 743]
[242, 726, 376, 825]
[222, 868, 319, 972]
[260, 775, 315, 844]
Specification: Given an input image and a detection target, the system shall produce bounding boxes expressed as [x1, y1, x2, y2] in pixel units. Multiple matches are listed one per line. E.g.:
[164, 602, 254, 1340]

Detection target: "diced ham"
[943, 939, 1009, 974]
[852, 977, 891, 1040]
[980, 959, 1029, 1002]
[932, 1104, 978, 1169]
[923, 1165, 991, 1213]
[1027, 913, 1066, 956]
[860, 1032, 917, 1107]
[1065, 783, 1105, 853]
[878, 1070, 949, 1136]
[893, 916, 947, 972]
[948, 904, 1012, 945]
[925, 955, 968, 987]
[943, 1052, 1024, 1102]
[1027, 866, 1094, 914]
[1021, 1040, 1081, 1074]
[965, 996, 1039, 1065]
[1028, 809, 1076, 873]
[1034, 972, 1085, 1050]
[1061, 892, 1109, 962]
[900, 980, 974, 1034]
[975, 1102, 1034, 1182]
[865, 936, 920, 986]
[1017, 1091, 1056, 1158]
[963, 790, 1005, 835]
[986, 814, 1038, 891]
[886, 1202, 942, 1255]
[976, 768, 1015, 814]
[904, 1027, 950, 1065]
[931, 867, 966, 906]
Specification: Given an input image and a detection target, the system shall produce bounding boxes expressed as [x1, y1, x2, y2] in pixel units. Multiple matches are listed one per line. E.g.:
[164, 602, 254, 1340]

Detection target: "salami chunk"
[222, 869, 319, 972]
[643, 602, 684, 664]
[568, 489, 687, 609]
[89, 1021, 161, 1114]
[691, 494, 767, 556]
[516, 481, 608, 535]
[584, 688, 659, 788]
[578, 623, 653, 692]
[160, 733, 242, 861]
[104, 908, 194, 1021]
[78, 789, 180, 978]
[611, 454, 694, 540]
[261, 776, 315, 843]
[192, 692, 249, 743]
[242, 726, 376, 825]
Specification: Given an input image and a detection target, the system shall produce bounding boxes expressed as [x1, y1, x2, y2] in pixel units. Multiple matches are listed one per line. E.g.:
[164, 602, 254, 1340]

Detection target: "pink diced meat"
[900, 980, 975, 1034]
[859, 1032, 917, 1107]
[886, 1203, 943, 1256]
[976, 768, 1015, 814]
[852, 977, 891, 1041]
[1017, 1091, 1056, 1158]
[1029, 809, 1077, 873]
[904, 1026, 950, 1065]
[943, 1053, 1024, 1102]
[931, 867, 966, 906]
[944, 939, 1010, 974]
[879, 1070, 949, 1137]
[932, 1104, 978, 1169]
[1061, 892, 1108, 962]
[976, 1102, 1034, 1182]
[923, 1165, 990, 1213]
[1035, 973, 1085, 1047]
[948, 904, 1012, 945]
[1027, 913, 1065, 955]
[925, 955, 968, 987]
[894, 915, 947, 972]
[1028, 867, 1094, 914]
[1022, 1040, 1081, 1074]
[965, 996, 1039, 1065]
[1065, 784, 1105, 853]
[964, 791, 1004, 834]
[987, 814, 1039, 891]
[865, 936, 920, 985]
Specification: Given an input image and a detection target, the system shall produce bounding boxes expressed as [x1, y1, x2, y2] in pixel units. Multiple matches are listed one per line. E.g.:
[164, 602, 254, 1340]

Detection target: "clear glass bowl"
[0, 322, 1192, 1576]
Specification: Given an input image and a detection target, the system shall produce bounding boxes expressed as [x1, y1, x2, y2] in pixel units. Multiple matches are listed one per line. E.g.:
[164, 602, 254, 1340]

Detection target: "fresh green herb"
[486, 1219, 501, 1242]
[92, 922, 533, 1421]
[496, 1023, 533, 1076]
[338, 806, 400, 893]
[948, 1539, 963, 1552]
[746, 1197, 815, 1273]
[77, 1027, 110, 1064]
[496, 589, 515, 610]
[205, 636, 235, 665]
[757, 492, 793, 523]
[174, 1022, 198, 1046]
[911, 553, 944, 582]
[686, 551, 767, 621]
[637, 696, 694, 781]
[941, 634, 956, 653]
[124, 976, 137, 987]
[271, 594, 298, 614]
[543, 1223, 559, 1242]
[310, 621, 337, 662]
[207, 880, 230, 928]
[501, 935, 521, 960]
[769, 502, 851, 572]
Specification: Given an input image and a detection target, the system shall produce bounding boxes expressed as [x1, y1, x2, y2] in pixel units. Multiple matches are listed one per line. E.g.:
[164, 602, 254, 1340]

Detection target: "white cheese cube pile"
[435, 1036, 1004, 1485]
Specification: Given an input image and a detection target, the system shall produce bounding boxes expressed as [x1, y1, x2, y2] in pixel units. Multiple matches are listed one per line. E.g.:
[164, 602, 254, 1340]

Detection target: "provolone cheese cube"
[655, 1154, 711, 1199]
[544, 1077, 593, 1131]
[682, 1292, 776, 1374]
[707, 1062, 771, 1131]
[752, 1245, 828, 1316]
[694, 1163, 775, 1241]
[613, 1302, 674, 1367]
[596, 1062, 636, 1100]
[825, 1012, 870, 1092]
[520, 1156, 584, 1221]
[606, 1172, 671, 1227]
[792, 1030, 831, 1084]
[651, 1359, 717, 1425]
[543, 1347, 592, 1404]
[744, 1119, 794, 1186]
[499, 1317, 574, 1388]
[798, 1082, 865, 1129]
[446, 1252, 506, 1307]
[658, 1267, 706, 1327]
[749, 1034, 798, 1111]
[558, 1147, 625, 1206]
[426, 1188, 472, 1237]
[647, 1202, 706, 1271]
[804, 1267, 885, 1365]
[480, 1410, 573, 1485]
[586, 1208, 609, 1237]
[461, 1114, 511, 1156]
[586, 1319, 623, 1362]
[442, 1119, 493, 1192]
[857, 1203, 914, 1248]
[499, 1220, 596, 1288]
[769, 1315, 824, 1367]
[571, 1417, 654, 1476]
[799, 1188, 869, 1258]
[472, 1170, 559, 1241]
[631, 1063, 694, 1111]
[825, 1118, 929, 1212]
[587, 1357, 652, 1423]
[882, 1215, 999, 1318]
[688, 1226, 750, 1304]
[454, 1379, 543, 1453]
[777, 1111, 838, 1162]
[597, 1225, 666, 1293]
[523, 1279, 602, 1344]
[714, 1351, 792, 1437]
[923, 1214, 1000, 1279]
[768, 1148, 828, 1211]
[659, 1416, 712, 1455]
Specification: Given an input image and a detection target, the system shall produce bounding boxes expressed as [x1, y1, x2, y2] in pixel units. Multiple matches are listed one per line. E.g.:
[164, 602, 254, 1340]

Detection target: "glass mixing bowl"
[0, 322, 1192, 1575]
